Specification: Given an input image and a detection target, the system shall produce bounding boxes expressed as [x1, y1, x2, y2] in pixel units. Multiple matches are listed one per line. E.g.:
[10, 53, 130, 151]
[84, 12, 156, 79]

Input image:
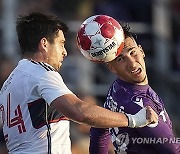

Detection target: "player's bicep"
[50, 94, 83, 121]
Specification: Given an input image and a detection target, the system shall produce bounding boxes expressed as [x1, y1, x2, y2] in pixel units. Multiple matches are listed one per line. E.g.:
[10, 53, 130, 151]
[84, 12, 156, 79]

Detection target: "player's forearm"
[52, 94, 128, 128]
[52, 94, 152, 128]
[76, 102, 129, 128]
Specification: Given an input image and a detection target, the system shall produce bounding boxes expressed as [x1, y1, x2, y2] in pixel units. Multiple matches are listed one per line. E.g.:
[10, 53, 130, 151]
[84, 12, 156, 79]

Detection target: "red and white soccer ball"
[77, 15, 125, 63]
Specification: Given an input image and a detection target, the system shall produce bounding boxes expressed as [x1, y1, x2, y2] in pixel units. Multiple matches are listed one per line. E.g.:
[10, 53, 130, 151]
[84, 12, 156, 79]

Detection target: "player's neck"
[22, 52, 45, 63]
[118, 76, 148, 86]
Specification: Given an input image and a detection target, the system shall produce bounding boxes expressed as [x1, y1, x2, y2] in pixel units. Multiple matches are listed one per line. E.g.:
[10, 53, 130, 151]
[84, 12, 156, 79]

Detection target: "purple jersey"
[90, 79, 180, 154]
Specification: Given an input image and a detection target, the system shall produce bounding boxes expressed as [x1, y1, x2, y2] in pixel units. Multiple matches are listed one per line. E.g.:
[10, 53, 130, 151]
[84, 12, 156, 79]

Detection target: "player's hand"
[126, 106, 158, 128]
[146, 106, 158, 128]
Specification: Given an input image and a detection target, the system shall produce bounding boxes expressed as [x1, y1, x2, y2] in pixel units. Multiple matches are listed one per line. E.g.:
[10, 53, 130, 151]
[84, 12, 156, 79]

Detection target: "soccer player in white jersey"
[0, 12, 158, 154]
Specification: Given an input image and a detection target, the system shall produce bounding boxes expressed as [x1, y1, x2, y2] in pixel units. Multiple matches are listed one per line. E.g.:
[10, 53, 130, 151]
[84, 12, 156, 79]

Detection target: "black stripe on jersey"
[0, 128, 5, 143]
[38, 62, 56, 72]
[30, 60, 56, 72]
[28, 99, 69, 129]
[31, 60, 37, 65]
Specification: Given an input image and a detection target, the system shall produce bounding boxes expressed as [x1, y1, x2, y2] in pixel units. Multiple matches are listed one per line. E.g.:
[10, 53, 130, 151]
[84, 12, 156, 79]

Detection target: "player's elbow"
[69, 108, 91, 124]
[69, 104, 94, 125]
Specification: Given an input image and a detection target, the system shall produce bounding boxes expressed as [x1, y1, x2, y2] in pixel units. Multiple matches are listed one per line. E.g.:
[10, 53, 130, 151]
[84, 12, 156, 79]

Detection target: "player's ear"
[106, 62, 118, 74]
[38, 38, 49, 61]
[138, 45, 145, 58]
[38, 38, 48, 52]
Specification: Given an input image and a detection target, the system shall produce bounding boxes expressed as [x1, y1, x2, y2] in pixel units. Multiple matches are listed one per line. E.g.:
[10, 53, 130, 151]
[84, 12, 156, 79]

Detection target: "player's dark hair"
[16, 12, 68, 54]
[121, 22, 137, 40]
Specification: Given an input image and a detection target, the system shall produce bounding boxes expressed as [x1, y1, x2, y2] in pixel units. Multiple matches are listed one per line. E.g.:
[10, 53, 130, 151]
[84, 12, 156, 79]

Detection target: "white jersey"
[0, 59, 73, 154]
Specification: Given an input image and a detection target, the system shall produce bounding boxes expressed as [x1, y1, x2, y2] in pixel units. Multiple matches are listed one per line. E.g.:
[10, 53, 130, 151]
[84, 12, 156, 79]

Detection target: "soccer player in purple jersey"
[89, 23, 180, 154]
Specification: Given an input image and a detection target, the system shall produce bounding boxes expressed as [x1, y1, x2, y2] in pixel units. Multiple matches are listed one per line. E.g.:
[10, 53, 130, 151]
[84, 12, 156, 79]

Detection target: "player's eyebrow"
[128, 47, 135, 52]
[115, 46, 136, 60]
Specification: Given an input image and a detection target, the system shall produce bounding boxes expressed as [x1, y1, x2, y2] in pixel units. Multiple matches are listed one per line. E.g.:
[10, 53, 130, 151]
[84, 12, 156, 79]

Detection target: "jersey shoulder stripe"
[31, 60, 56, 72]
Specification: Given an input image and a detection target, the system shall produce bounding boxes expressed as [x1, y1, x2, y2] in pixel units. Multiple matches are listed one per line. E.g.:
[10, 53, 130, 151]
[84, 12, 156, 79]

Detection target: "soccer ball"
[76, 15, 124, 63]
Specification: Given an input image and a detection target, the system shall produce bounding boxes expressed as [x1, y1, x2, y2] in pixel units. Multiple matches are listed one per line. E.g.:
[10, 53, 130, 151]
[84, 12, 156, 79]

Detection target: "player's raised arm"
[51, 94, 158, 128]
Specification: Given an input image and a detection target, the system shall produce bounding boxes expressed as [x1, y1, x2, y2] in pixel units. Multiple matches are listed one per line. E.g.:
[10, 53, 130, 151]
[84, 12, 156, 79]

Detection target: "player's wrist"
[125, 113, 135, 128]
[125, 108, 148, 128]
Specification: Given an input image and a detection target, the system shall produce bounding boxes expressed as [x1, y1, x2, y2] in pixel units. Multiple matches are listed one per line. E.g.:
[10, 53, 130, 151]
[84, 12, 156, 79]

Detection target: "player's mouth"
[130, 68, 142, 76]
[59, 59, 64, 64]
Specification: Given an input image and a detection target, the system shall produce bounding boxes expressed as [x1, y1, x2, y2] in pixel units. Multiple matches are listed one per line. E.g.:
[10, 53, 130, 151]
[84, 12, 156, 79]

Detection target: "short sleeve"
[37, 71, 73, 105]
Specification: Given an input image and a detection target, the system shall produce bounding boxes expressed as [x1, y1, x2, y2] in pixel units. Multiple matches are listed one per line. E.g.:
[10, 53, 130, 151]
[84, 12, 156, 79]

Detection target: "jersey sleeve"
[37, 71, 73, 105]
[89, 127, 111, 154]
[136, 118, 180, 153]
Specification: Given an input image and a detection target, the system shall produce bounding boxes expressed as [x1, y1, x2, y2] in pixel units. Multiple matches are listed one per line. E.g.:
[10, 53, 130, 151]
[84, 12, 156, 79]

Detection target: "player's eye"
[116, 56, 124, 62]
[60, 42, 65, 48]
[130, 50, 137, 56]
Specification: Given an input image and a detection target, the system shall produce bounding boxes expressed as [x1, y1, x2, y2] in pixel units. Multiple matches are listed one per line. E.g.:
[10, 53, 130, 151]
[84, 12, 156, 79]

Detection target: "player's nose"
[63, 48, 67, 57]
[127, 56, 136, 68]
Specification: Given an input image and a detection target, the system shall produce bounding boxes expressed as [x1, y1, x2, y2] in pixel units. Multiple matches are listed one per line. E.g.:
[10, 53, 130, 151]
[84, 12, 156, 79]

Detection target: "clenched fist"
[126, 106, 158, 128]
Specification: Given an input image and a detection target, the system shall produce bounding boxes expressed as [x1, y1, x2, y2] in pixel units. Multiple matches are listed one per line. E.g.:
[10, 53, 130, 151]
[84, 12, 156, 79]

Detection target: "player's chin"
[135, 75, 147, 84]
[54, 64, 61, 71]
[128, 72, 145, 82]
[57, 65, 61, 71]
[58, 61, 63, 69]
